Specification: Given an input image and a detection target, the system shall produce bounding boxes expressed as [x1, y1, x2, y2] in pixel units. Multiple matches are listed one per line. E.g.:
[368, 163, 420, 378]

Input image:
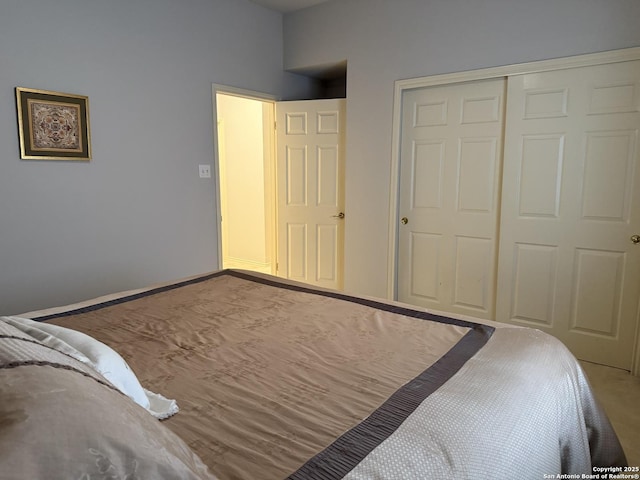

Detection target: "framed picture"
[16, 87, 91, 161]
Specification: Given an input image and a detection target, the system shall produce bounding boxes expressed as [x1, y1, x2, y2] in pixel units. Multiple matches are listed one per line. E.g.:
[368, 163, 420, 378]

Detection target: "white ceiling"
[249, 0, 331, 13]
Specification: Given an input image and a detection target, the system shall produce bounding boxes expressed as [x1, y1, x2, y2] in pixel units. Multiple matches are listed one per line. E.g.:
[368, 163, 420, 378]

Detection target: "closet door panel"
[397, 78, 506, 318]
[496, 61, 640, 369]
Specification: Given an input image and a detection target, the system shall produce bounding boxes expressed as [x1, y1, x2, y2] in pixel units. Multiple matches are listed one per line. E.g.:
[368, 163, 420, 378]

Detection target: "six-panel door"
[496, 61, 640, 369]
[397, 78, 506, 319]
[276, 99, 346, 290]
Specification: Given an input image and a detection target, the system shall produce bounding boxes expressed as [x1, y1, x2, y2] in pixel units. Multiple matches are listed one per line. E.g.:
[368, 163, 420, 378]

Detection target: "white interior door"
[276, 99, 346, 289]
[397, 79, 506, 318]
[496, 60, 640, 370]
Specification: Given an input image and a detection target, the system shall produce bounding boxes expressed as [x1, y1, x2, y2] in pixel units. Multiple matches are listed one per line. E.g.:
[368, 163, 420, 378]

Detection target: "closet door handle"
[631, 234, 640, 244]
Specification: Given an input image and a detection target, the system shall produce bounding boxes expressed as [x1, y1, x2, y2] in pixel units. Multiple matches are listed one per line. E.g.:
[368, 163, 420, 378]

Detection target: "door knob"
[332, 212, 345, 219]
[401, 217, 408, 225]
[632, 234, 640, 244]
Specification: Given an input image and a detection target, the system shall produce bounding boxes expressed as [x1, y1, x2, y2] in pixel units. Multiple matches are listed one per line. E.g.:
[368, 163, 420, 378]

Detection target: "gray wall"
[0, 0, 310, 314]
[284, 0, 640, 298]
[4, 0, 640, 314]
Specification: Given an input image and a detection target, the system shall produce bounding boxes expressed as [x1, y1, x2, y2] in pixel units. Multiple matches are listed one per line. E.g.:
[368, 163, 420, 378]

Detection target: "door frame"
[211, 84, 278, 275]
[387, 46, 640, 374]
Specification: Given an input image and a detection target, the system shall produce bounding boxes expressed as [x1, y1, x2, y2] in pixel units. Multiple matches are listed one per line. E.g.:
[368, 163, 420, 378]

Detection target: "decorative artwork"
[16, 87, 91, 160]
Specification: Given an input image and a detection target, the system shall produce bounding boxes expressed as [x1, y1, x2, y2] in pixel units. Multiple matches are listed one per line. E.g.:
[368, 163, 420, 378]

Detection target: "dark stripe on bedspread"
[287, 324, 493, 480]
[32, 269, 487, 331]
[30, 270, 227, 322]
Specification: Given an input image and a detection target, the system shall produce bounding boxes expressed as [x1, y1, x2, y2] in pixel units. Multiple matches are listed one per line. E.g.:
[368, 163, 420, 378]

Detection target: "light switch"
[199, 164, 211, 178]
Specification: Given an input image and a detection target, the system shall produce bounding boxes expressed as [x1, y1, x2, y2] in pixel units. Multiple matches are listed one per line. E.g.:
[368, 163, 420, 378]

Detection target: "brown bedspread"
[34, 270, 485, 479]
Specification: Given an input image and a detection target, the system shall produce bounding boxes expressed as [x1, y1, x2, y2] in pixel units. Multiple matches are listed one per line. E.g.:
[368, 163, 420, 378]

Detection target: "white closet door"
[496, 61, 640, 369]
[276, 99, 346, 290]
[397, 78, 506, 318]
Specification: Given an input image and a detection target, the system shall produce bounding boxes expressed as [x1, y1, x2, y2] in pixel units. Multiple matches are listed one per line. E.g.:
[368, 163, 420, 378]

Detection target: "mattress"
[18, 269, 627, 479]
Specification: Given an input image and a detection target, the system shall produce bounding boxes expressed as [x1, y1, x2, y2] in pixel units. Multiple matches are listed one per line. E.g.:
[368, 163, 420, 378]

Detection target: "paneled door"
[496, 60, 640, 369]
[276, 99, 346, 289]
[397, 79, 506, 318]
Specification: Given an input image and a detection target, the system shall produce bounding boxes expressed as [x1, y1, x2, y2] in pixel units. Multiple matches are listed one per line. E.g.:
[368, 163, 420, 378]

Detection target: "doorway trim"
[211, 84, 278, 274]
[386, 46, 640, 374]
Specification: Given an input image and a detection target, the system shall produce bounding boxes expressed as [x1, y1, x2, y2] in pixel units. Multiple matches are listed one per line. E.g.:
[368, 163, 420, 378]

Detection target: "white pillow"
[2, 316, 178, 419]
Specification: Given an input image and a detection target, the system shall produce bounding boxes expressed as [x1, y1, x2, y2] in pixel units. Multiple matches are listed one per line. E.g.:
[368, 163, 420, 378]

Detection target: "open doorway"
[214, 90, 276, 275]
[212, 75, 347, 288]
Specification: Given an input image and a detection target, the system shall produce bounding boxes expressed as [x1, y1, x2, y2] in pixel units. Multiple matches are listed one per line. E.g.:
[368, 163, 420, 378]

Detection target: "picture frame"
[16, 87, 91, 161]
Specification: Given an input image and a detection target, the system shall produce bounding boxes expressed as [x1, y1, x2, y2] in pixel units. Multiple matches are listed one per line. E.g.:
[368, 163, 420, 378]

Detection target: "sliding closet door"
[397, 78, 506, 318]
[496, 61, 640, 369]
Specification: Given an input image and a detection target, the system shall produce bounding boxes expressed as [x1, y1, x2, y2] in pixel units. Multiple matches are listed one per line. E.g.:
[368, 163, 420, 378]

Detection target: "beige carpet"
[580, 361, 640, 467]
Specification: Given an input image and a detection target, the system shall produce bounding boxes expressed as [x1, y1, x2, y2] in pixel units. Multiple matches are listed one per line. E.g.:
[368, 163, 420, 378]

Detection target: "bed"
[0, 269, 627, 479]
